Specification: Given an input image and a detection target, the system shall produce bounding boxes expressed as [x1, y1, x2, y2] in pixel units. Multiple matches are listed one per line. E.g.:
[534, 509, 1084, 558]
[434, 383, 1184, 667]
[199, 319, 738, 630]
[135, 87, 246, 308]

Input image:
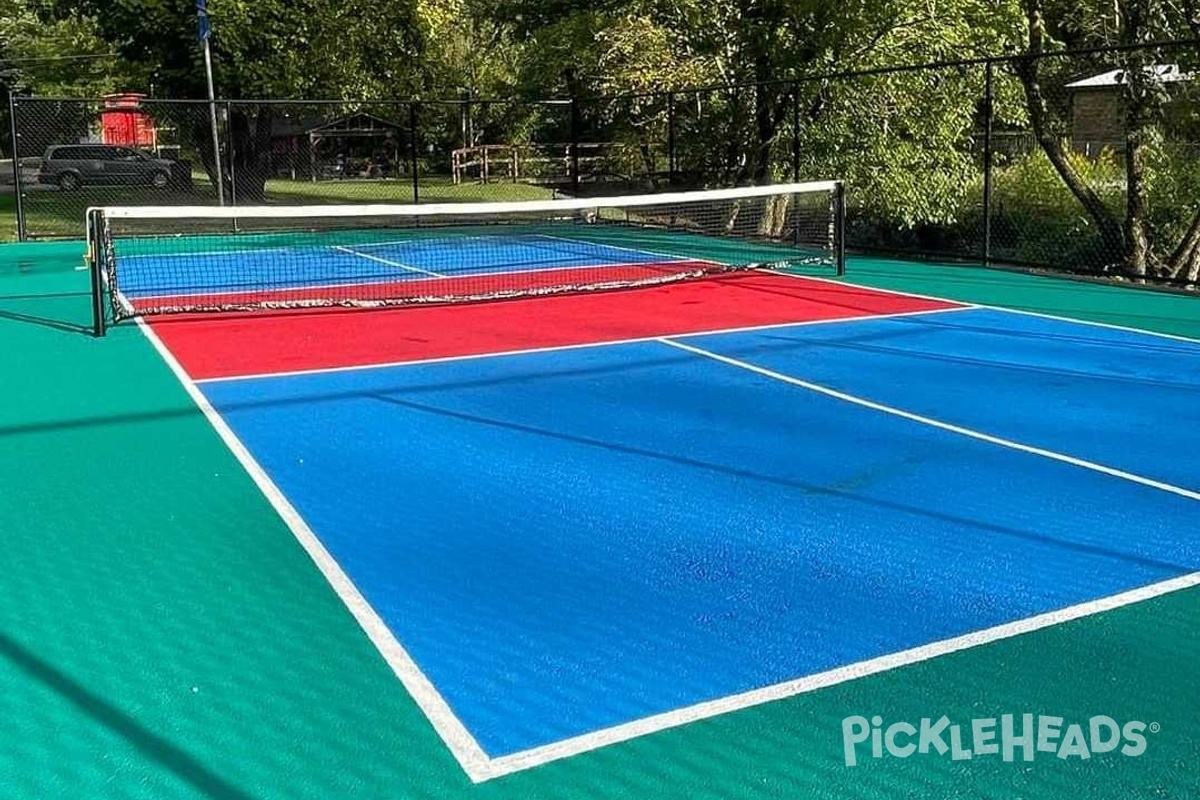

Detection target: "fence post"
[409, 102, 420, 203]
[666, 92, 676, 185]
[569, 97, 580, 196]
[8, 93, 27, 242]
[982, 60, 995, 266]
[791, 81, 801, 183]
[225, 101, 237, 208]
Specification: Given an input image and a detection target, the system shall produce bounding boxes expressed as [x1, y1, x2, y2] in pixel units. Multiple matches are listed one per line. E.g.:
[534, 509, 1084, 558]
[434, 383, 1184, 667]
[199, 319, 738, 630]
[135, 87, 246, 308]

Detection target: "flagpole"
[198, 0, 225, 205]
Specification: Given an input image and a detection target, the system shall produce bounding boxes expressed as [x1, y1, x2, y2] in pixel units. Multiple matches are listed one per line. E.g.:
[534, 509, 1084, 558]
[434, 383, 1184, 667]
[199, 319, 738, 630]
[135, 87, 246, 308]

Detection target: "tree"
[39, 0, 426, 198]
[1014, 0, 1200, 279]
[1, 0, 123, 158]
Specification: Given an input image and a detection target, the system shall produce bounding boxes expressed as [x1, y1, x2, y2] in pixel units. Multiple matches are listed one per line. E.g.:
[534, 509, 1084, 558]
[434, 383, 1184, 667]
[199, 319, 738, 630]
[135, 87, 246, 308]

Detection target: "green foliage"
[798, 67, 987, 228]
[1143, 141, 1200, 241]
[984, 141, 1200, 271]
[989, 148, 1126, 267]
[37, 0, 425, 99]
[0, 0, 122, 95]
[7, 0, 1198, 280]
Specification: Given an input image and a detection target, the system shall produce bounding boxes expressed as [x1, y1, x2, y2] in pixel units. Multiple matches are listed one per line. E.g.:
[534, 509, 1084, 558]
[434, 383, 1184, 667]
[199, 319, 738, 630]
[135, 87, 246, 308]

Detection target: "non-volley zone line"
[153, 274, 962, 381]
[193, 306, 975, 384]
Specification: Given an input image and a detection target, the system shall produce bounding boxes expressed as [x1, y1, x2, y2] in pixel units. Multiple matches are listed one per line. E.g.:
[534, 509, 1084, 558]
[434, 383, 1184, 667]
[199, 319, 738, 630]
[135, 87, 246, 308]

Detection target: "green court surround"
[1, 242, 1196, 799]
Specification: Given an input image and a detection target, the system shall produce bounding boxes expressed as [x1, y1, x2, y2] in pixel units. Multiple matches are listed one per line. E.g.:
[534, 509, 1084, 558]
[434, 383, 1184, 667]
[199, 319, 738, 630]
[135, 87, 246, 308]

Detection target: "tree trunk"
[637, 142, 659, 191]
[190, 115, 227, 201]
[1015, 1, 1127, 268]
[228, 106, 275, 204]
[1166, 209, 1200, 282]
[722, 87, 750, 185]
[751, 82, 790, 186]
[1116, 3, 1155, 277]
[1123, 115, 1151, 277]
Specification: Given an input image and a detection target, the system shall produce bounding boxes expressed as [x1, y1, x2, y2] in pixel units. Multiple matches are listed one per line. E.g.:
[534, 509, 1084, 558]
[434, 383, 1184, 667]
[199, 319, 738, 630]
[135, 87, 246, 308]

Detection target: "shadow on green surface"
[0, 290, 93, 336]
[0, 632, 258, 800]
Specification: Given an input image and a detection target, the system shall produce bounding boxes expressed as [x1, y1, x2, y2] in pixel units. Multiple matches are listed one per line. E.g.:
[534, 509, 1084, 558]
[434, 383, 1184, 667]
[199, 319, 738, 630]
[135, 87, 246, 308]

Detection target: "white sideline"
[135, 319, 496, 784]
[135, 265, 1200, 782]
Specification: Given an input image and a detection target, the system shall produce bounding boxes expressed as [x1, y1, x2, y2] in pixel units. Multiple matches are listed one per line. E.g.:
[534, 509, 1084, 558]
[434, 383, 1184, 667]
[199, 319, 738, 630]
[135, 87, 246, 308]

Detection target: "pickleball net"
[86, 181, 845, 335]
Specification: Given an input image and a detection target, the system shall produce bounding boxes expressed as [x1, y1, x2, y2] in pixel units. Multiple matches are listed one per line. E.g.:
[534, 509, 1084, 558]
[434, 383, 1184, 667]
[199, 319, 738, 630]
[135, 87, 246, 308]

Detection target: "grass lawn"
[0, 192, 18, 241]
[1, 178, 558, 241]
[264, 177, 556, 204]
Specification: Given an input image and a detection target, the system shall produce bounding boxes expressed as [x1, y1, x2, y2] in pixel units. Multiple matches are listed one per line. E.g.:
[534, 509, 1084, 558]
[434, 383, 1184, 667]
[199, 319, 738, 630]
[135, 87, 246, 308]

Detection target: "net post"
[409, 102, 421, 203]
[225, 101, 238, 209]
[87, 209, 107, 337]
[834, 181, 847, 276]
[982, 60, 995, 267]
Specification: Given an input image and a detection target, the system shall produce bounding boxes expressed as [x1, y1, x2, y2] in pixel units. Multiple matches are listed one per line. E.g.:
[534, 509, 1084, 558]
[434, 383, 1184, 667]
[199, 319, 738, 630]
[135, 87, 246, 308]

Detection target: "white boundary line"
[788, 270, 1200, 346]
[141, 269, 1200, 782]
[135, 319, 495, 784]
[483, 572, 1200, 778]
[116, 236, 499, 262]
[195, 306, 976, 384]
[658, 337, 1200, 502]
[332, 245, 446, 277]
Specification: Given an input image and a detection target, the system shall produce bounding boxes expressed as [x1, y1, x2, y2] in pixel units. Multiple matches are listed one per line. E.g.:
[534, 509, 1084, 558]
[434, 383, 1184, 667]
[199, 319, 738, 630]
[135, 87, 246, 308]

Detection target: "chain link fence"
[7, 40, 1199, 283]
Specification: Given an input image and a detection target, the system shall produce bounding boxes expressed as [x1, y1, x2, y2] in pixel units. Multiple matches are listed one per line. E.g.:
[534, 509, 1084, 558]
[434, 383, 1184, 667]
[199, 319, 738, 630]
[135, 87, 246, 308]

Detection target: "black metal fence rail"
[7, 39, 1200, 285]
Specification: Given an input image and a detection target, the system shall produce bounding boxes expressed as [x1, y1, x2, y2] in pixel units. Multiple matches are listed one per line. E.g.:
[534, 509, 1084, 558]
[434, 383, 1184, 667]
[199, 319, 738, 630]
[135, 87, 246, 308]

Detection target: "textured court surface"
[3, 241, 1200, 799]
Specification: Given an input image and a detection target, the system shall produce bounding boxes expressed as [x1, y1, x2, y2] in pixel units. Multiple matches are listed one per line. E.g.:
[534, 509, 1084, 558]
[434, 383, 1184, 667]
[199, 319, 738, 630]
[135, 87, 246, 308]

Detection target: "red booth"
[100, 93, 157, 148]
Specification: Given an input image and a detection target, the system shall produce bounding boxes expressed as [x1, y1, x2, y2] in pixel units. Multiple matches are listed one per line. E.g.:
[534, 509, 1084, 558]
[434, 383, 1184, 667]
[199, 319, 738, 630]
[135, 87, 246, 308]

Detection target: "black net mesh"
[91, 184, 843, 324]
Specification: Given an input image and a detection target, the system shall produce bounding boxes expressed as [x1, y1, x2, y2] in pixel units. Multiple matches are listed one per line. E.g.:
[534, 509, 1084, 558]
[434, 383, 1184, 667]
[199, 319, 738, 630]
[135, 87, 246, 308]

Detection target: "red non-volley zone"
[150, 272, 959, 381]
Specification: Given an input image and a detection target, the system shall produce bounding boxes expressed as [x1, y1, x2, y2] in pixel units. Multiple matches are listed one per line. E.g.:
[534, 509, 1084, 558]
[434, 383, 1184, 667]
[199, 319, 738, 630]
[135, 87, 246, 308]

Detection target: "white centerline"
[658, 336, 1200, 502]
[534, 232, 694, 264]
[333, 245, 446, 277]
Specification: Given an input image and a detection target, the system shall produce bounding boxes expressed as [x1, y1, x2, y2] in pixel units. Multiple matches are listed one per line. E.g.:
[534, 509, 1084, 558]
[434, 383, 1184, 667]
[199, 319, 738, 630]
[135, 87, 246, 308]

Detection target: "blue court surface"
[196, 305, 1200, 762]
[116, 232, 688, 297]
